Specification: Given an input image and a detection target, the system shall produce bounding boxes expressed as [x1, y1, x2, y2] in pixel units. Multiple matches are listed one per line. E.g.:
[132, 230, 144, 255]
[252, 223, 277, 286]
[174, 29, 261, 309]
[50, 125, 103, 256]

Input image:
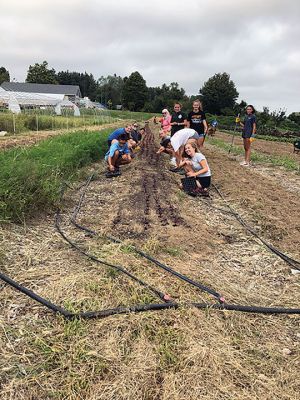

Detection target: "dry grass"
[1, 125, 300, 400]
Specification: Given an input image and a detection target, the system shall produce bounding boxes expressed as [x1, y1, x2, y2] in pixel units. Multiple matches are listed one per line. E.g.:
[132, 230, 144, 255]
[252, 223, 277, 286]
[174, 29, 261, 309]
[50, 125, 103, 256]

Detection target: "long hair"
[192, 99, 203, 111]
[183, 141, 199, 158]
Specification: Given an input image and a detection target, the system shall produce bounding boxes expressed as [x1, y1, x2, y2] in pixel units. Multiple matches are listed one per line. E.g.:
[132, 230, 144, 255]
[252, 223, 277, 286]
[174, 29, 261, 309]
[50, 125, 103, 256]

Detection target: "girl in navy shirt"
[239, 105, 256, 166]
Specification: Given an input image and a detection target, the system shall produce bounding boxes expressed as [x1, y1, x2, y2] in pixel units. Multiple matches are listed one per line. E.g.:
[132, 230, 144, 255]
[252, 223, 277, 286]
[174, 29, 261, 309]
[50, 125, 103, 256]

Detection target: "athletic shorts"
[190, 132, 200, 140]
[196, 176, 211, 188]
[242, 131, 252, 139]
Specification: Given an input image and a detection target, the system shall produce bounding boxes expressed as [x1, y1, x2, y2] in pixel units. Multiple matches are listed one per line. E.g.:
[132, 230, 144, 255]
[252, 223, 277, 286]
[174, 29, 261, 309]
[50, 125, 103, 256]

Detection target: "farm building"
[0, 83, 81, 115]
[1, 82, 82, 103]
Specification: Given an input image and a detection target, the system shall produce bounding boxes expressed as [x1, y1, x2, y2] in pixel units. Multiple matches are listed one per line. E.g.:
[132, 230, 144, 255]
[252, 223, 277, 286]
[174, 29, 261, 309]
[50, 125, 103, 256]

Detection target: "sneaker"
[240, 161, 250, 166]
[170, 157, 177, 167]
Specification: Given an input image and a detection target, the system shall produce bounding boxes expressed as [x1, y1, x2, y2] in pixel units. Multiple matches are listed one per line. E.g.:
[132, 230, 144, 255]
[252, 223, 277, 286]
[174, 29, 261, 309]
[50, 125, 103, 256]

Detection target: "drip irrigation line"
[212, 183, 300, 271]
[70, 173, 225, 303]
[1, 269, 300, 319]
[107, 235, 223, 301]
[55, 211, 170, 303]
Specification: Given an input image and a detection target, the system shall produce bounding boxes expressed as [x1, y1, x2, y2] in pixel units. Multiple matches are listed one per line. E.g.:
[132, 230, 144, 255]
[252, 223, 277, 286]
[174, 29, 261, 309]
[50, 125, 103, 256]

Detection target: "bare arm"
[187, 159, 209, 177]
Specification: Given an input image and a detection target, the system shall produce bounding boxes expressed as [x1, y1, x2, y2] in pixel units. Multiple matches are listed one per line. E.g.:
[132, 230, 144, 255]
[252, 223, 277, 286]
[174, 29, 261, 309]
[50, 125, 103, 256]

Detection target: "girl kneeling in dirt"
[179, 142, 211, 193]
[105, 133, 132, 172]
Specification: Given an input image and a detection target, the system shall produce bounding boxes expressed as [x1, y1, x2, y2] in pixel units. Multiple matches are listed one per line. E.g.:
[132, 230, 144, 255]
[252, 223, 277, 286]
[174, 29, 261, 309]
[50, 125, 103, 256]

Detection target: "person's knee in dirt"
[180, 142, 211, 195]
[105, 133, 131, 173]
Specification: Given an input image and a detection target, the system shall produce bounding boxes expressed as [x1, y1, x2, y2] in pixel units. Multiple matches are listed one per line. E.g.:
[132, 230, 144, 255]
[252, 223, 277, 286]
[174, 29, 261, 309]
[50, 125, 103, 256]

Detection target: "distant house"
[1, 82, 82, 103]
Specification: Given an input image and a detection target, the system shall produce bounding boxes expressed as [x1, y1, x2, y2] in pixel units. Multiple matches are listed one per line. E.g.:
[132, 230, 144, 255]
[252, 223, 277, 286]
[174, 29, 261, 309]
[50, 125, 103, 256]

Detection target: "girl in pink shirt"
[159, 109, 171, 133]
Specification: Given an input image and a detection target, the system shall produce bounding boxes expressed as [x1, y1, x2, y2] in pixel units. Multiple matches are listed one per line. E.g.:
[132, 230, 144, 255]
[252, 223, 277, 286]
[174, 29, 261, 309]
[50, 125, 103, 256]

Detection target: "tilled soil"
[0, 123, 300, 400]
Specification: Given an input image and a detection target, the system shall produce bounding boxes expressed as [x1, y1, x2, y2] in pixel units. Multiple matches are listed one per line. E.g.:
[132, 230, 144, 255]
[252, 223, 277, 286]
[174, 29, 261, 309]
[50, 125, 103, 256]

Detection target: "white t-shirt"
[190, 152, 211, 177]
[170, 128, 197, 152]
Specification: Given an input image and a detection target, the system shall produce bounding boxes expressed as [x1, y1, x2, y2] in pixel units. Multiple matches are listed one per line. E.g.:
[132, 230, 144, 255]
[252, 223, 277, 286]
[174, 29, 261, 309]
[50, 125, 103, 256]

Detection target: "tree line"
[0, 63, 299, 129]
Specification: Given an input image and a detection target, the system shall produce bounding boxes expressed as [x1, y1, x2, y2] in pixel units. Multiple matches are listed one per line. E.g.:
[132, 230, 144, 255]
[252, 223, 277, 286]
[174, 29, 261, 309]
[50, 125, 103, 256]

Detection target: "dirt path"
[215, 130, 300, 160]
[1, 123, 300, 400]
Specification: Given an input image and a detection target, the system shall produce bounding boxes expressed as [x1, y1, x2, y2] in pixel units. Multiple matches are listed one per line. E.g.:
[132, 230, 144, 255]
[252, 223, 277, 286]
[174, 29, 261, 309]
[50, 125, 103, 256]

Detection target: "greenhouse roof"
[1, 82, 81, 96]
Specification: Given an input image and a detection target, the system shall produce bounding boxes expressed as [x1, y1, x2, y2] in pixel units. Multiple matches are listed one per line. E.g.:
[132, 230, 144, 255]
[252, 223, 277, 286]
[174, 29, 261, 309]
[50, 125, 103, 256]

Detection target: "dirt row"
[1, 122, 300, 399]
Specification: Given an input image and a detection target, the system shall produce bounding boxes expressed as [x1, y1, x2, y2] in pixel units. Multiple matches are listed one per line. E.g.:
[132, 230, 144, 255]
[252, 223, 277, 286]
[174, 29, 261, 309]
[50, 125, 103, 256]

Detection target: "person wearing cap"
[159, 109, 172, 133]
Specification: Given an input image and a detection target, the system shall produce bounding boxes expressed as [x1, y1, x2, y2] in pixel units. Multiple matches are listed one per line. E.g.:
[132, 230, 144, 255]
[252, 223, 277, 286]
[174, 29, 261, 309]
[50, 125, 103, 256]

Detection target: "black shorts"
[196, 176, 211, 188]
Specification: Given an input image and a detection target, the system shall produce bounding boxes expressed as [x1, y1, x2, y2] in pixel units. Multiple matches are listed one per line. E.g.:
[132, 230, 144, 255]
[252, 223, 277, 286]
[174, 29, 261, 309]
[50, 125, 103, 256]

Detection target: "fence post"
[12, 113, 16, 135]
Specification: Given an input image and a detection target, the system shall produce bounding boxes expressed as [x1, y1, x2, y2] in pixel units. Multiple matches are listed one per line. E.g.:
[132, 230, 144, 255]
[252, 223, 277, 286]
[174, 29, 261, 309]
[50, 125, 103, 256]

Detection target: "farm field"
[0, 122, 300, 399]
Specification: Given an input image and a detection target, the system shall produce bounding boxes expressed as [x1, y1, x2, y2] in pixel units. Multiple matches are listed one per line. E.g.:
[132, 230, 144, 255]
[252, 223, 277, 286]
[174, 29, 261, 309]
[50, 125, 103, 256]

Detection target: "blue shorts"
[242, 131, 252, 139]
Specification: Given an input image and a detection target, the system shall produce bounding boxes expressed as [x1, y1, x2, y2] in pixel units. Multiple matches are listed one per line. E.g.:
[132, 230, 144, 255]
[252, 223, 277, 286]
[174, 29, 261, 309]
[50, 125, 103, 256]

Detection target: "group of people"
[104, 100, 256, 194]
[104, 122, 145, 177]
[155, 100, 212, 195]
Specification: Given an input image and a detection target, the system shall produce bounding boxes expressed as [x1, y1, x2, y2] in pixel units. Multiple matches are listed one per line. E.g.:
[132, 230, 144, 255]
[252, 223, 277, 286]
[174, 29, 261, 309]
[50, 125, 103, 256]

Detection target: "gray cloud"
[1, 0, 299, 113]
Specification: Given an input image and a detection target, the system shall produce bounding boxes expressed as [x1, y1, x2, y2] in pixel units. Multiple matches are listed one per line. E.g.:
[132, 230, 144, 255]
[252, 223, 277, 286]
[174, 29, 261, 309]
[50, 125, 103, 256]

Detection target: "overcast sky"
[1, 0, 299, 113]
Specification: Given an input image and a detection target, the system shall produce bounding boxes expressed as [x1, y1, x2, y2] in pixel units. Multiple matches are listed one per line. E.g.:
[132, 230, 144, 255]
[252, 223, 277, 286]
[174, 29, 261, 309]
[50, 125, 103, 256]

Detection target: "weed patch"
[0, 128, 112, 222]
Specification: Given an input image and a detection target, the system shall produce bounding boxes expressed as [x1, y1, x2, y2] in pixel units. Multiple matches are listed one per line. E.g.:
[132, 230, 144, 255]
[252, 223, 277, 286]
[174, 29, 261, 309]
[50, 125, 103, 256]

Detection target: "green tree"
[144, 82, 187, 112]
[122, 71, 148, 111]
[0, 67, 10, 84]
[96, 74, 124, 106]
[288, 112, 300, 125]
[56, 70, 97, 100]
[233, 100, 247, 115]
[270, 108, 286, 127]
[200, 72, 239, 114]
[26, 61, 58, 84]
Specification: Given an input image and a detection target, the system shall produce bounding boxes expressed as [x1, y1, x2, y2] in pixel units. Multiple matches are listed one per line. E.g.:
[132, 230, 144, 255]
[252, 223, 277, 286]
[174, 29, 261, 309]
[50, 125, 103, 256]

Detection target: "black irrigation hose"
[107, 235, 224, 301]
[70, 173, 225, 303]
[1, 269, 300, 318]
[55, 211, 171, 303]
[212, 183, 300, 271]
[0, 270, 72, 317]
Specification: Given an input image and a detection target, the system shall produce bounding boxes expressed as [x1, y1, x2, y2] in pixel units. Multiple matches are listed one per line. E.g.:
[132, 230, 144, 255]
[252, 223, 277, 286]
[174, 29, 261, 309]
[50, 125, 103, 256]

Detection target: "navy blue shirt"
[243, 114, 256, 135]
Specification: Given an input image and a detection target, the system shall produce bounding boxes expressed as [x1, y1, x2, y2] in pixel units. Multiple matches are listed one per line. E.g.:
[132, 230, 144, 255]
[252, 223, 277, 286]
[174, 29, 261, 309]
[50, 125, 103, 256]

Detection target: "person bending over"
[156, 129, 172, 155]
[105, 133, 132, 172]
[107, 124, 132, 147]
[179, 142, 211, 192]
[170, 127, 200, 170]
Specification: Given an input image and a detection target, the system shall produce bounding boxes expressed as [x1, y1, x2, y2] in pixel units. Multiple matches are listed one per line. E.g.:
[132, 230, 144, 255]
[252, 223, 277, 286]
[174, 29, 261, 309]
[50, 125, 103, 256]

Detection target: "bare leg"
[108, 150, 120, 170]
[243, 138, 251, 163]
[197, 136, 205, 150]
